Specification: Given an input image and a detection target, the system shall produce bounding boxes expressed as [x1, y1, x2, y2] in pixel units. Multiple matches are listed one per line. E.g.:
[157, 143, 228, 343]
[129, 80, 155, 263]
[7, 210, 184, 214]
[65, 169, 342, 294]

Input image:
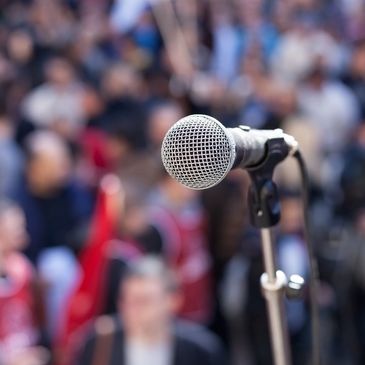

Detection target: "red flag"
[55, 175, 123, 365]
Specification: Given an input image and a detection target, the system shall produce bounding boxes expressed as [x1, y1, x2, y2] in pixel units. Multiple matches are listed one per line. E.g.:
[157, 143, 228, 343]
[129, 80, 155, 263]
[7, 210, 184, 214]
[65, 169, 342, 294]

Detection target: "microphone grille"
[161, 114, 236, 190]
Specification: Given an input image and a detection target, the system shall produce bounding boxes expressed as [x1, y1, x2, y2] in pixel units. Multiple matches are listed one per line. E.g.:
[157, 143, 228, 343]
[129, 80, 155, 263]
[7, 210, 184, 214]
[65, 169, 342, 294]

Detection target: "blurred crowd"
[0, 0, 365, 364]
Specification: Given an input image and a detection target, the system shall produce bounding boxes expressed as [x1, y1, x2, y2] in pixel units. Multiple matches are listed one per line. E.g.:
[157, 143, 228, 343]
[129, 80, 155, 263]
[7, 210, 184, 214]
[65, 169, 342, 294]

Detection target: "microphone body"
[161, 114, 298, 190]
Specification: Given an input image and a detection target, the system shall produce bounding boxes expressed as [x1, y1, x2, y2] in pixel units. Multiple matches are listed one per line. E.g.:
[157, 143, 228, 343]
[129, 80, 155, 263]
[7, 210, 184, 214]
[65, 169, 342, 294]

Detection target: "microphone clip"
[246, 137, 289, 228]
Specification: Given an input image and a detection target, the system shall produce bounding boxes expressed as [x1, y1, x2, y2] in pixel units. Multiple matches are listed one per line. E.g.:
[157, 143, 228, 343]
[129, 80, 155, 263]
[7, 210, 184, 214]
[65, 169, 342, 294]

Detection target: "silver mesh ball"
[161, 114, 236, 190]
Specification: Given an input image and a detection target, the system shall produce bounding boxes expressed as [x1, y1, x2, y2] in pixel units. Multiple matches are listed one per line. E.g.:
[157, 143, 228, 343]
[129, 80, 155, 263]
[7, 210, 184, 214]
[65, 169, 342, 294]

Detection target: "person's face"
[28, 148, 71, 193]
[0, 207, 28, 253]
[46, 59, 74, 86]
[149, 106, 183, 147]
[120, 277, 174, 336]
[7, 30, 33, 63]
[104, 135, 131, 167]
[101, 65, 139, 99]
[351, 47, 365, 76]
[280, 197, 303, 234]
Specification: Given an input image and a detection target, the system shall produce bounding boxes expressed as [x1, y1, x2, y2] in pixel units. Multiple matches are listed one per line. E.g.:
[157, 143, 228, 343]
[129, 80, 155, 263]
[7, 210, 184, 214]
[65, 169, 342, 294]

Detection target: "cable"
[293, 150, 321, 365]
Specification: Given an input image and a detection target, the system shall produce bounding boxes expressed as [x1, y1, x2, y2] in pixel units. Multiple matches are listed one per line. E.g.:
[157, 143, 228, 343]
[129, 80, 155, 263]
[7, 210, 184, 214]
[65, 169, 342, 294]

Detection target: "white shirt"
[125, 338, 172, 365]
[298, 81, 359, 152]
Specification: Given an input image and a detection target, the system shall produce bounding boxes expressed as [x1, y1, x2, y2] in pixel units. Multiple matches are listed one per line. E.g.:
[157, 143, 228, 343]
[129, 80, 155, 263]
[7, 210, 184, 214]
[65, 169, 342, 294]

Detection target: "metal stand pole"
[260, 228, 291, 365]
[244, 134, 295, 365]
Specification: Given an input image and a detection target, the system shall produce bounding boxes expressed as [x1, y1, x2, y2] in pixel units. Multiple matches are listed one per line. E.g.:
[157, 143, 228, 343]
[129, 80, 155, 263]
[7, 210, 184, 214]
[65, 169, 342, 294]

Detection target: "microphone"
[161, 114, 298, 190]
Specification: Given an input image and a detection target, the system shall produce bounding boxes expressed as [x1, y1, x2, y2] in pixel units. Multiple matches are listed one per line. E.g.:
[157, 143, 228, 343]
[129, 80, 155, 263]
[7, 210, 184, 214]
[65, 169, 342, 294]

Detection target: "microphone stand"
[245, 132, 294, 365]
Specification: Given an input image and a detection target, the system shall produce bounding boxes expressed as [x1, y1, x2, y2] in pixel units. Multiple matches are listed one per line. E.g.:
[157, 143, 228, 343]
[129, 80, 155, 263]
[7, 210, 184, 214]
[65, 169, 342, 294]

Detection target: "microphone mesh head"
[161, 114, 236, 190]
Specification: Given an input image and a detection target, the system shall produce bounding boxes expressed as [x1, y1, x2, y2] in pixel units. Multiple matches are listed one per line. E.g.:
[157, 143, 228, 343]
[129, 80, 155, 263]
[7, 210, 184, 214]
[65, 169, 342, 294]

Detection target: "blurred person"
[100, 62, 146, 145]
[270, 12, 345, 83]
[148, 173, 212, 324]
[70, 20, 111, 84]
[173, 2, 210, 73]
[264, 84, 323, 188]
[143, 68, 172, 101]
[102, 120, 148, 186]
[210, 3, 241, 83]
[272, 0, 294, 34]
[189, 74, 234, 124]
[73, 86, 108, 188]
[339, 209, 365, 364]
[148, 101, 184, 150]
[342, 40, 365, 119]
[111, 8, 160, 71]
[116, 34, 153, 72]
[338, 0, 365, 41]
[21, 56, 85, 139]
[315, 118, 365, 365]
[0, 106, 23, 197]
[7, 29, 35, 67]
[11, 130, 92, 260]
[78, 256, 226, 365]
[132, 8, 161, 57]
[137, 100, 185, 188]
[0, 51, 15, 85]
[28, 0, 76, 48]
[298, 63, 359, 184]
[56, 175, 144, 365]
[81, 85, 105, 129]
[11, 131, 92, 337]
[101, 62, 144, 105]
[200, 170, 249, 347]
[0, 199, 49, 365]
[236, 50, 273, 129]
[96, 64, 158, 188]
[236, 0, 279, 61]
[261, 83, 298, 130]
[5, 28, 43, 88]
[339, 122, 365, 220]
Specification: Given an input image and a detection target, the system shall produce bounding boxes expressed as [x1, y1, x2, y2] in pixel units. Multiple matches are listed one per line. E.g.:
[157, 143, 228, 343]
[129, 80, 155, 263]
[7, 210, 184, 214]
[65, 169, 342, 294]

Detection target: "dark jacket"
[11, 177, 93, 262]
[77, 317, 227, 365]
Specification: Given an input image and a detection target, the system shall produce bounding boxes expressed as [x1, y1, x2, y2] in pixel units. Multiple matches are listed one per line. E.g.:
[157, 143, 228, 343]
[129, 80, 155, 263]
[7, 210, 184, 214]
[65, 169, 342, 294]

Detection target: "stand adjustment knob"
[286, 274, 306, 300]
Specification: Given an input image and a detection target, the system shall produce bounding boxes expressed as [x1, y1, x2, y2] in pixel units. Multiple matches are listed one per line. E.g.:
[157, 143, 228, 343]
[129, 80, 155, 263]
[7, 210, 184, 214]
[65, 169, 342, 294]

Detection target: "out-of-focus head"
[7, 29, 34, 64]
[350, 40, 365, 76]
[101, 62, 141, 100]
[0, 200, 28, 253]
[355, 123, 365, 146]
[268, 84, 297, 117]
[25, 131, 72, 195]
[81, 85, 104, 119]
[355, 209, 365, 235]
[116, 178, 148, 238]
[104, 115, 145, 167]
[280, 191, 303, 234]
[236, 0, 264, 26]
[148, 101, 184, 147]
[0, 102, 12, 137]
[240, 50, 265, 79]
[45, 57, 75, 86]
[119, 256, 180, 338]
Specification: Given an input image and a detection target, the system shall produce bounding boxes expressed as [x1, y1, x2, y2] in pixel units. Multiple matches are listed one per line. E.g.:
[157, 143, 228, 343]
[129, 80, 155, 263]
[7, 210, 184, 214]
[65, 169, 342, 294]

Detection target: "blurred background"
[0, 0, 365, 364]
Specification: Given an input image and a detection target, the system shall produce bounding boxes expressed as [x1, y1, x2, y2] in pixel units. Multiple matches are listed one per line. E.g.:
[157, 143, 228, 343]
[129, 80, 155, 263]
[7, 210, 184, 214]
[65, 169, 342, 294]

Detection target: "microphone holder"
[245, 132, 293, 365]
